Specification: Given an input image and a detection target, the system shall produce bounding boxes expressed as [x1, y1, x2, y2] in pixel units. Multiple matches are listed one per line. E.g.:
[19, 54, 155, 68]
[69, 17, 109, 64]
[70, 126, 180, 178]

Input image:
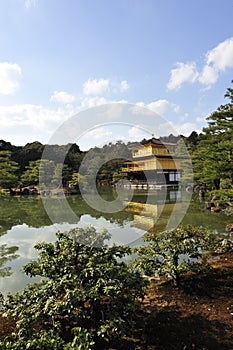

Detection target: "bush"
[220, 178, 232, 190]
[210, 189, 233, 201]
[0, 226, 146, 349]
[133, 225, 217, 287]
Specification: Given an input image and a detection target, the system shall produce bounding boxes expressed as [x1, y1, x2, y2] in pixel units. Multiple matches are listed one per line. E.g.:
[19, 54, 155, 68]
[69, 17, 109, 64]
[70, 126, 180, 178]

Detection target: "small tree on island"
[0, 226, 146, 350]
[133, 225, 217, 287]
[0, 151, 19, 191]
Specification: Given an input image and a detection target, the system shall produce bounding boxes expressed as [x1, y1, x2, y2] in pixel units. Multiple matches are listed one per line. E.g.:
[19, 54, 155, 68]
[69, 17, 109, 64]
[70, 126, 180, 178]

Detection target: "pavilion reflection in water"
[124, 190, 185, 233]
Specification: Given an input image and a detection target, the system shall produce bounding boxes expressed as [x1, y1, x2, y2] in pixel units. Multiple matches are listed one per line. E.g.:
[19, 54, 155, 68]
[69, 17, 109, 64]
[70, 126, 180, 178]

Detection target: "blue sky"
[0, 0, 233, 149]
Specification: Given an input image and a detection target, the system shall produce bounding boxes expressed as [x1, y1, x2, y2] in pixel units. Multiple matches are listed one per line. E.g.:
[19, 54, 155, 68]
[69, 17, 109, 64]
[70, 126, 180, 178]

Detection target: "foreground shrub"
[133, 225, 217, 287]
[210, 189, 233, 201]
[0, 226, 146, 349]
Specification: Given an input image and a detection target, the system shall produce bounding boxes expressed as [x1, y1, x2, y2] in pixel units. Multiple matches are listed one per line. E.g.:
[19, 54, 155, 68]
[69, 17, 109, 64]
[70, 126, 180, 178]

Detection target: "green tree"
[51, 164, 73, 187]
[186, 131, 199, 152]
[17, 141, 44, 171]
[21, 159, 56, 187]
[192, 82, 233, 189]
[133, 225, 216, 287]
[80, 141, 131, 187]
[0, 151, 19, 190]
[112, 171, 126, 184]
[68, 172, 88, 190]
[20, 159, 41, 186]
[0, 226, 145, 349]
[64, 144, 85, 171]
[0, 244, 19, 277]
[80, 151, 102, 187]
[174, 137, 193, 186]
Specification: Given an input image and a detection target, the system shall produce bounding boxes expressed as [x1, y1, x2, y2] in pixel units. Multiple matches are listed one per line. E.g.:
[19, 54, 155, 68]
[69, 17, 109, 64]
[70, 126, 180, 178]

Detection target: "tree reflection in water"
[0, 244, 19, 277]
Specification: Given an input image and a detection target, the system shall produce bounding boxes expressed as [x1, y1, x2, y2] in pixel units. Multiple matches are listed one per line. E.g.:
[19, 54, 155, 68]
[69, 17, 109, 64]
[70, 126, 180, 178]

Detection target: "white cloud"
[134, 99, 180, 116]
[0, 62, 22, 95]
[24, 0, 36, 9]
[167, 62, 198, 90]
[120, 80, 129, 91]
[80, 96, 108, 109]
[0, 99, 202, 153]
[179, 113, 189, 122]
[131, 102, 160, 116]
[50, 91, 75, 104]
[77, 126, 113, 149]
[83, 79, 109, 96]
[198, 65, 219, 86]
[168, 37, 233, 90]
[83, 126, 113, 140]
[0, 104, 62, 128]
[82, 78, 129, 96]
[147, 99, 170, 114]
[135, 102, 145, 108]
[206, 37, 233, 71]
[128, 125, 149, 140]
[168, 121, 198, 136]
[196, 116, 206, 123]
[155, 120, 199, 137]
[172, 104, 180, 114]
[199, 37, 233, 87]
[0, 104, 75, 145]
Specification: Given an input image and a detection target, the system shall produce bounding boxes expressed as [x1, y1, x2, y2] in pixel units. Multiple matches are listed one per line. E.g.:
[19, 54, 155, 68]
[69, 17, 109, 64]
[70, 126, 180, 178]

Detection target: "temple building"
[121, 137, 183, 189]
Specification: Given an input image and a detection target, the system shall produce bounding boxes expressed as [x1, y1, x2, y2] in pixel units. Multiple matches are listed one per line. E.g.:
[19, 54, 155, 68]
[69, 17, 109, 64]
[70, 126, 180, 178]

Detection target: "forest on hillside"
[0, 134, 194, 193]
[0, 82, 233, 193]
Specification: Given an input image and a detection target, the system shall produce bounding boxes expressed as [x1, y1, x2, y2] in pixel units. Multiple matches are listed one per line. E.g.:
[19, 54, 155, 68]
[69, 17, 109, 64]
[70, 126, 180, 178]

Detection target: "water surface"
[0, 189, 230, 295]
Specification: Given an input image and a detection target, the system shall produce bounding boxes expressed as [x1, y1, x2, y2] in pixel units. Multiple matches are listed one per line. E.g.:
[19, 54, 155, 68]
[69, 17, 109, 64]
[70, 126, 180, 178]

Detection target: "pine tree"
[193, 82, 233, 189]
[0, 151, 19, 190]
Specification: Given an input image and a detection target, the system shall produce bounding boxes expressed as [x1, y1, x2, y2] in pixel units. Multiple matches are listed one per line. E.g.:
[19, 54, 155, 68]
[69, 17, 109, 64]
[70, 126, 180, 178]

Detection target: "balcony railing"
[121, 165, 140, 172]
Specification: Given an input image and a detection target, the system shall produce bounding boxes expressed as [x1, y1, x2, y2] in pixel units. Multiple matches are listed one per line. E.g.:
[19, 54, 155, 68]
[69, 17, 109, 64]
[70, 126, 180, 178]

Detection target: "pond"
[0, 189, 231, 296]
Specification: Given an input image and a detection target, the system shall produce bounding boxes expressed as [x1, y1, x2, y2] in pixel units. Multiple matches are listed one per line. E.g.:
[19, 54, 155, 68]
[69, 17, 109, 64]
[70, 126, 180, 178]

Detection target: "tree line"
[0, 134, 196, 192]
[0, 81, 233, 192]
[0, 141, 131, 192]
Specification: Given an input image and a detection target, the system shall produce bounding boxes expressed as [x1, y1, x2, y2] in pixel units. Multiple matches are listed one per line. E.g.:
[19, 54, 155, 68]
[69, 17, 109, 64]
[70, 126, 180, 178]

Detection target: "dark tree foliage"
[79, 141, 131, 186]
[133, 225, 216, 287]
[0, 244, 19, 277]
[224, 79, 233, 104]
[186, 131, 199, 151]
[159, 133, 181, 144]
[64, 144, 86, 172]
[0, 140, 132, 189]
[192, 82, 233, 189]
[0, 140, 20, 154]
[0, 141, 85, 189]
[0, 151, 20, 190]
[17, 142, 45, 170]
[0, 226, 146, 349]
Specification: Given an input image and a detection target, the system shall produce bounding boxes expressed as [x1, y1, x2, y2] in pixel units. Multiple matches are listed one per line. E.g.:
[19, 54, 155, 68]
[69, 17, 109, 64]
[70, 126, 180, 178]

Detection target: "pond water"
[0, 189, 231, 296]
